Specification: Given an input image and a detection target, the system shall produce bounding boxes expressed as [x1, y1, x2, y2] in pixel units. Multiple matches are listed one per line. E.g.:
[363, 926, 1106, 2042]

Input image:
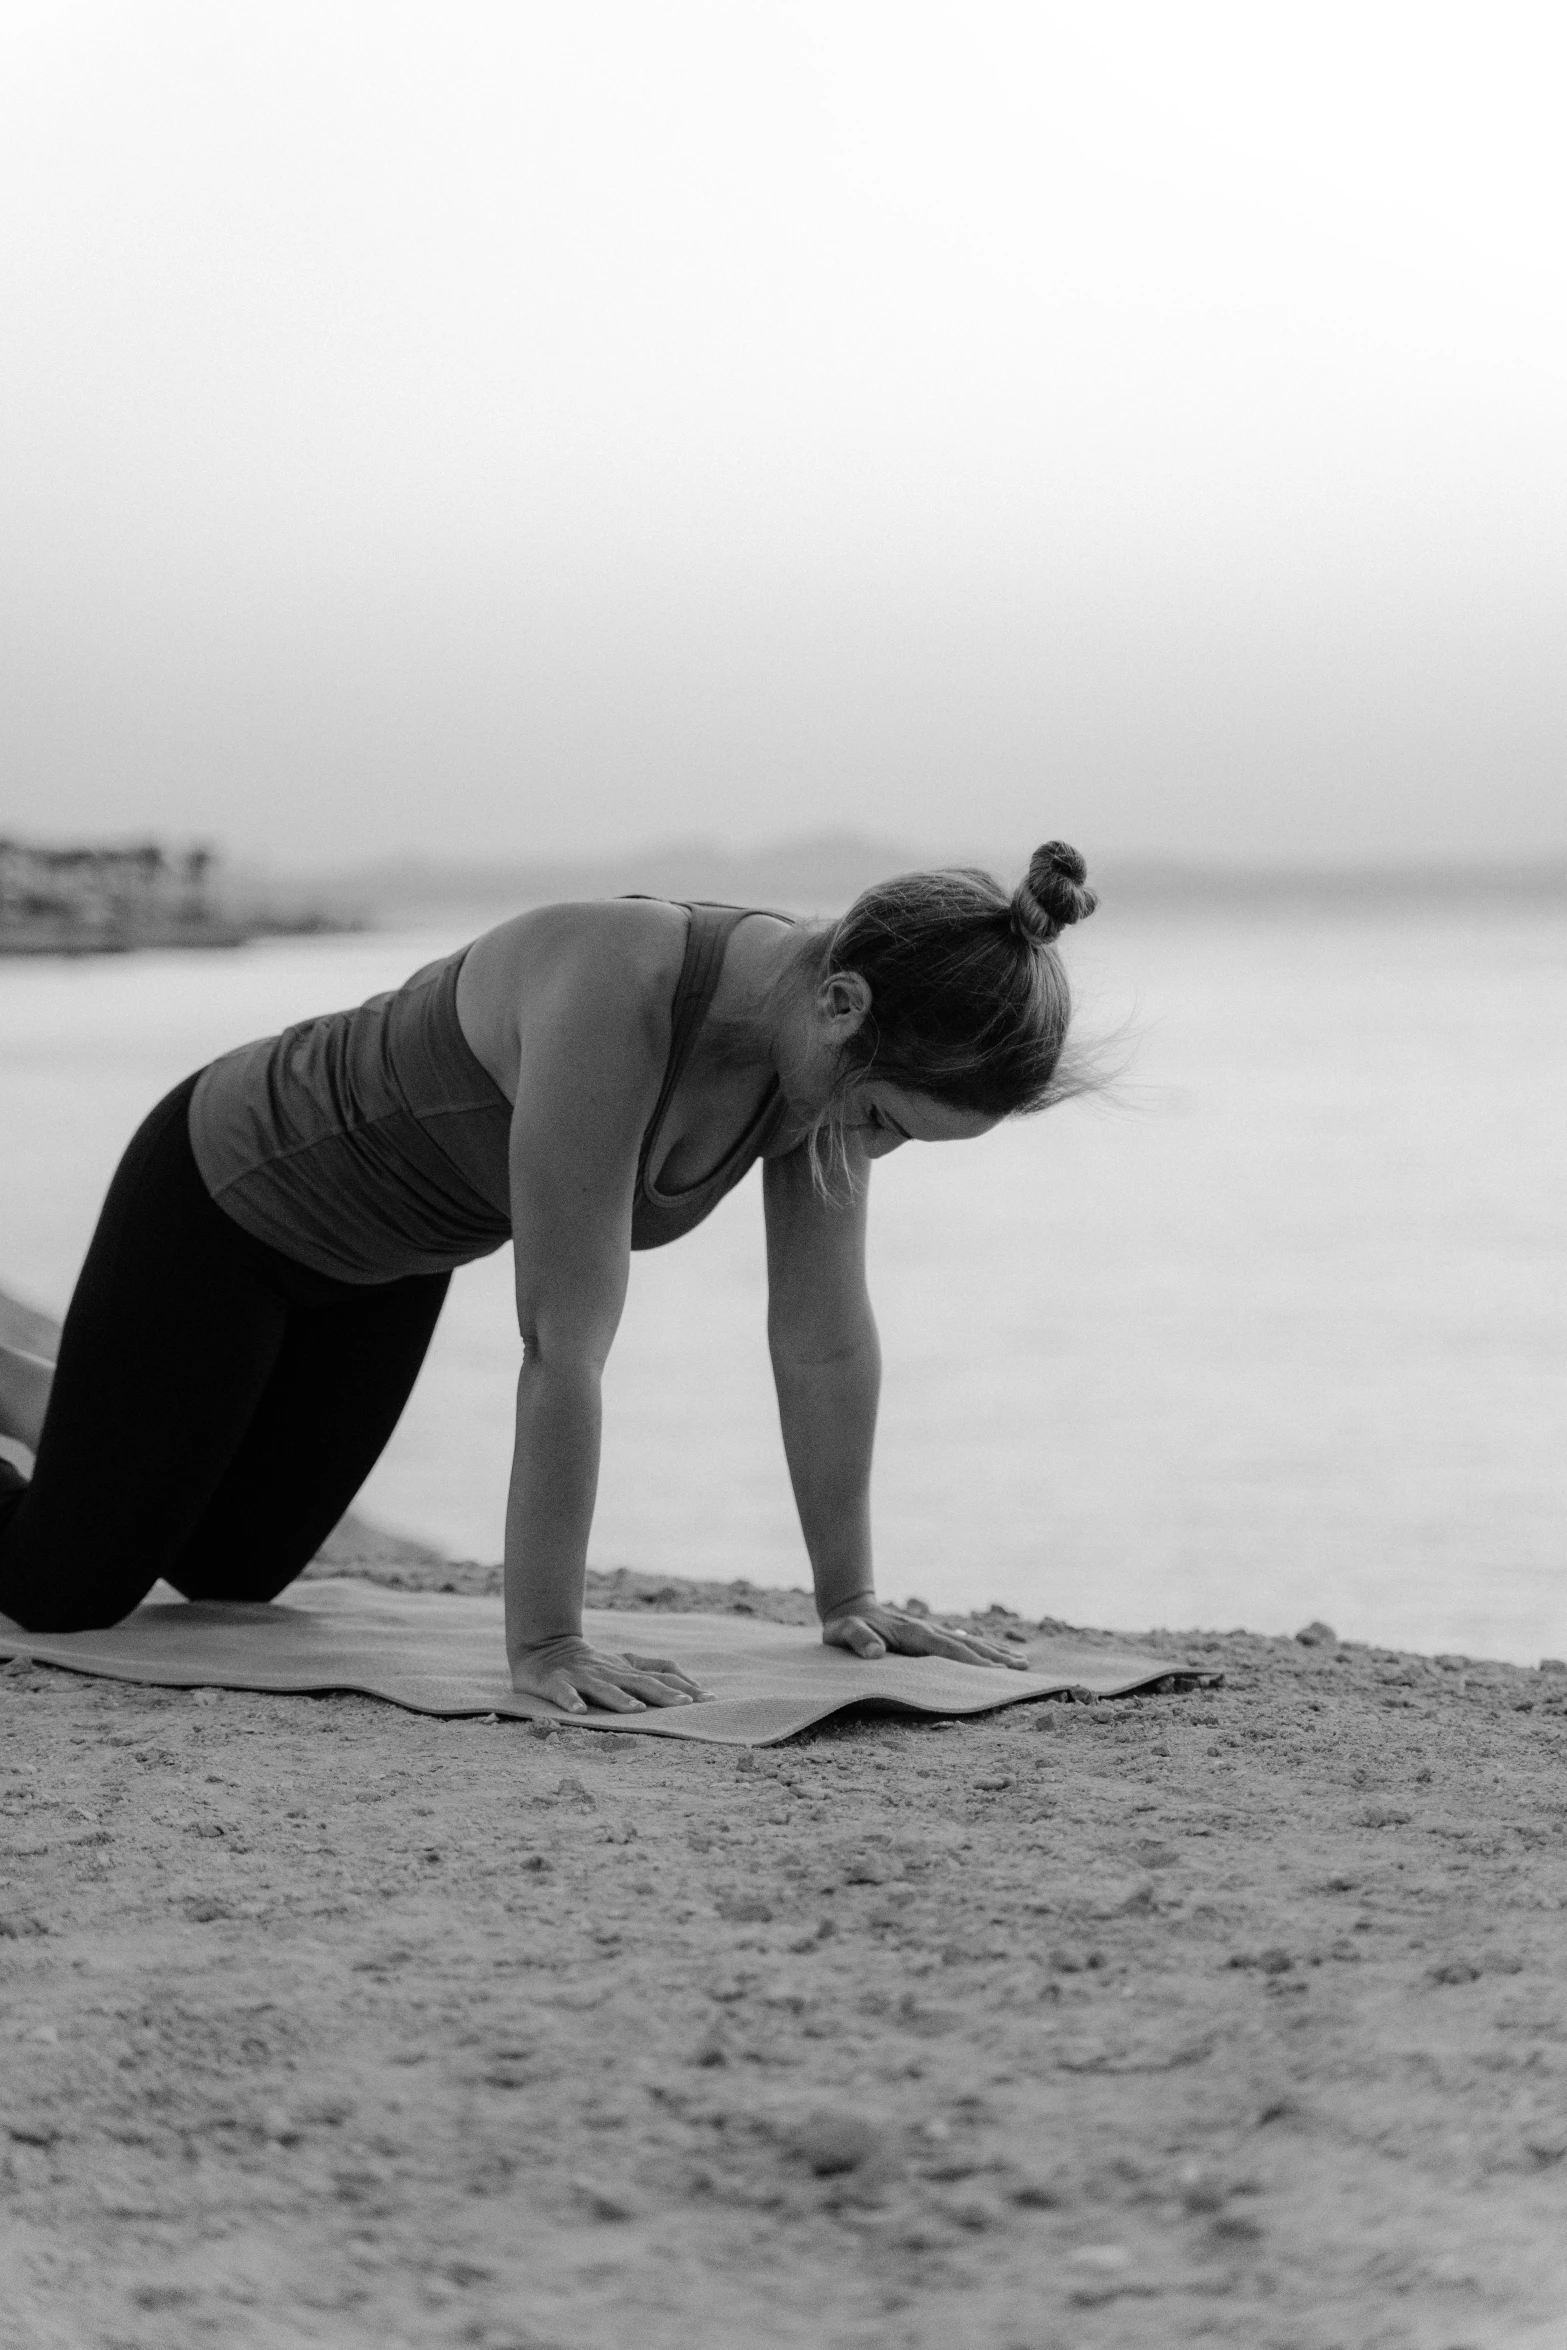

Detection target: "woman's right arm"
[500, 919, 708, 1713]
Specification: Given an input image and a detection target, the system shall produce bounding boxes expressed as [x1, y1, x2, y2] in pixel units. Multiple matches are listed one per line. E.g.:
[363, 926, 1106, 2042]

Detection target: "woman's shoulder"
[470, 896, 687, 994]
[456, 897, 691, 1082]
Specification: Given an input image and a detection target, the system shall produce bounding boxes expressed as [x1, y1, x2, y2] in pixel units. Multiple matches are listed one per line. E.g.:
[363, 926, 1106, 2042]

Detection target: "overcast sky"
[2, 0, 1563, 869]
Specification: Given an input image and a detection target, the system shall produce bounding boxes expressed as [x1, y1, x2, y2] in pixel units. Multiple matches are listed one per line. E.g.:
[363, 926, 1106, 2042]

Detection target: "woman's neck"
[700, 915, 831, 1079]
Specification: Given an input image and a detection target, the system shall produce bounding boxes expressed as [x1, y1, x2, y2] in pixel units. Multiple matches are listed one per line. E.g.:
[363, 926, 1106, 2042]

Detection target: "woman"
[0, 842, 1096, 1714]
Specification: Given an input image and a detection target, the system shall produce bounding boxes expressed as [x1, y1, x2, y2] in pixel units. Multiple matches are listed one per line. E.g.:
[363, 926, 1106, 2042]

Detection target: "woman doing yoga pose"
[0, 843, 1096, 1713]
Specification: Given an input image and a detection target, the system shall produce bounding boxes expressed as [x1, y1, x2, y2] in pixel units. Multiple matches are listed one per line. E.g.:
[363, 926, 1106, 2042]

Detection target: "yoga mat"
[0, 1576, 1197, 1747]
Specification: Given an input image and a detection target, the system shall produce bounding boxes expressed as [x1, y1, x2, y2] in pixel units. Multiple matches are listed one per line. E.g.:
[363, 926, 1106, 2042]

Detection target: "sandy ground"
[4, 1553, 1567, 2350]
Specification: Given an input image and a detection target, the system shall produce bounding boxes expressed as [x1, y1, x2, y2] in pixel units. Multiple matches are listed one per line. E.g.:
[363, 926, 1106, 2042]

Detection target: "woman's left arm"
[763, 1141, 881, 1621]
[762, 1144, 1029, 1672]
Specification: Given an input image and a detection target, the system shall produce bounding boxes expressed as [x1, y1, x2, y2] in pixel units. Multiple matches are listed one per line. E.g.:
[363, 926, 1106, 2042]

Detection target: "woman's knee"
[163, 1568, 300, 1606]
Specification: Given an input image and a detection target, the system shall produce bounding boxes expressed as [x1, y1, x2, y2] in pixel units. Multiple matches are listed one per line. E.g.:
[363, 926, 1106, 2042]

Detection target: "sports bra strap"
[633, 903, 751, 1189]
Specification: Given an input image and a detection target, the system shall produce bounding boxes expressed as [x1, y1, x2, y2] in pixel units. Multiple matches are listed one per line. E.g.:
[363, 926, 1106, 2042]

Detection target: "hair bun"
[1011, 841, 1097, 946]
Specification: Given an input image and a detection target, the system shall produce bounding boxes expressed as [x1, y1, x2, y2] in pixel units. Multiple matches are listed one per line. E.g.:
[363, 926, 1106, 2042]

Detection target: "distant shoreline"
[250, 837, 1567, 927]
[9, 828, 1565, 939]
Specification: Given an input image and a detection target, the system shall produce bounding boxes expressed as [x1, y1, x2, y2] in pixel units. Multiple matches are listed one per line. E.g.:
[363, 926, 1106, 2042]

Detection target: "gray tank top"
[187, 903, 792, 1283]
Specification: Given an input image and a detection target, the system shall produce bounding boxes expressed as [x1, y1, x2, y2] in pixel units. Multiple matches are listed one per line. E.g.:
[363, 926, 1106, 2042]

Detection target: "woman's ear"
[818, 970, 872, 1039]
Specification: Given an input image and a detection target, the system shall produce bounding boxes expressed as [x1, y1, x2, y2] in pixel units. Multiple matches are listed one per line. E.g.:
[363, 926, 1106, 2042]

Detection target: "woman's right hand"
[510, 1634, 712, 1715]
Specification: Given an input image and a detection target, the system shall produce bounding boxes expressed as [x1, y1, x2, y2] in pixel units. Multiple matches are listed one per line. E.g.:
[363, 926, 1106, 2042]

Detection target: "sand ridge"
[3, 1561, 1566, 2348]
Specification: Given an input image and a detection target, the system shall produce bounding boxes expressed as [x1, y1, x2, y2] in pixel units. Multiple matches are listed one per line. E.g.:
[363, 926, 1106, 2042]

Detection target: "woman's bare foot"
[0, 1341, 54, 1455]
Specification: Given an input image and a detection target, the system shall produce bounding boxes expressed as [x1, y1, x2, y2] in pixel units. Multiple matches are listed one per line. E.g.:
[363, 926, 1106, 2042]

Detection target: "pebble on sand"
[792, 2109, 885, 2177]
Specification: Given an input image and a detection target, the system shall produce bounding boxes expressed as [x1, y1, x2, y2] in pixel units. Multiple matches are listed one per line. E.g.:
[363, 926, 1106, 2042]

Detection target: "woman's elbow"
[767, 1314, 879, 1373]
[516, 1322, 614, 1381]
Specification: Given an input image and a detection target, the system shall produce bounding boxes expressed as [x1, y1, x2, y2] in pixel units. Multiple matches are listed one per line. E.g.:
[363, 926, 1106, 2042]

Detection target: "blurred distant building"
[0, 838, 252, 953]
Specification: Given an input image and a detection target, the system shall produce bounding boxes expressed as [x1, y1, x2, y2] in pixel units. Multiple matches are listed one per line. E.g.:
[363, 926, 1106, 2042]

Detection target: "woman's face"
[786, 971, 1000, 1150]
[844, 1081, 1000, 1157]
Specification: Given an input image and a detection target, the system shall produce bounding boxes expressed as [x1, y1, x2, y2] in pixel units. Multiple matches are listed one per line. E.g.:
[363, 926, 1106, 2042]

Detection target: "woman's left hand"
[821, 1599, 1031, 1671]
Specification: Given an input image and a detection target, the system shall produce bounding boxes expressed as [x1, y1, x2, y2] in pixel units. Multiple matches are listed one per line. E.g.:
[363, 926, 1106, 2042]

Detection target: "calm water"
[1, 904, 1563, 1662]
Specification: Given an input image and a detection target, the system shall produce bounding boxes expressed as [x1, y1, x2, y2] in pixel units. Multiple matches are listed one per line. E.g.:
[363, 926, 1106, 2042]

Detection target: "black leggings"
[0, 1075, 449, 1633]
